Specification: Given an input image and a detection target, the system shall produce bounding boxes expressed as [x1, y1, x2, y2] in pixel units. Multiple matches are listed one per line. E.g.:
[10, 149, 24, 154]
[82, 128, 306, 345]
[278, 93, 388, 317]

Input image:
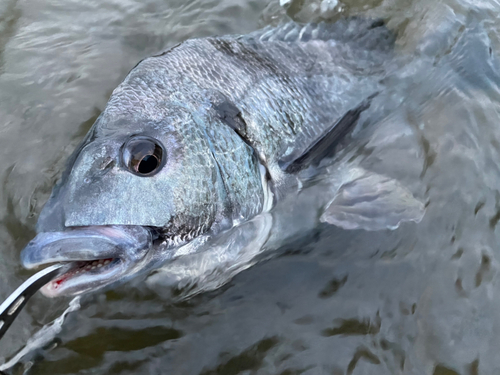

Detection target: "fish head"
[21, 107, 228, 297]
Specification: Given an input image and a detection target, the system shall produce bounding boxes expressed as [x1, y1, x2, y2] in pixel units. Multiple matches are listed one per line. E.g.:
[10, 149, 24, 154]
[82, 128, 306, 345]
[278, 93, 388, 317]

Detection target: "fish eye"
[121, 136, 165, 176]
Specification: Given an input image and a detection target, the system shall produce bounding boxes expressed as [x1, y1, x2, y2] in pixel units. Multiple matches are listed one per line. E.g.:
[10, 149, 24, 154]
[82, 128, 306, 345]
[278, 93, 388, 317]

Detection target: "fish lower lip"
[44, 258, 121, 291]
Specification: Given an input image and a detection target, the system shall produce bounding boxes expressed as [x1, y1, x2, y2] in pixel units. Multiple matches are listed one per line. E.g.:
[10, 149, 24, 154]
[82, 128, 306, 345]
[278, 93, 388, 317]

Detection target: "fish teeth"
[71, 259, 114, 275]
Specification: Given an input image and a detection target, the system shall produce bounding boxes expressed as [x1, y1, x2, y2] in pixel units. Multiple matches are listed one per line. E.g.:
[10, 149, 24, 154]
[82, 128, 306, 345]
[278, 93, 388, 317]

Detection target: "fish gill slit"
[210, 149, 234, 218]
[212, 100, 276, 210]
[199, 125, 235, 219]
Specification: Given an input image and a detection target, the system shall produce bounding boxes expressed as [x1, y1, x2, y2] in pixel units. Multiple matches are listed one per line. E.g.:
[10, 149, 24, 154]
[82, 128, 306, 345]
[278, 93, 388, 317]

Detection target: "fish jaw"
[20, 226, 154, 297]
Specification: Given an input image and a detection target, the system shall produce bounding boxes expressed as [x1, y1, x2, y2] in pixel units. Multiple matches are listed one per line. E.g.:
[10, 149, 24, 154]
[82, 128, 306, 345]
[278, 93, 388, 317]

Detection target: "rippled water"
[2, 0, 500, 373]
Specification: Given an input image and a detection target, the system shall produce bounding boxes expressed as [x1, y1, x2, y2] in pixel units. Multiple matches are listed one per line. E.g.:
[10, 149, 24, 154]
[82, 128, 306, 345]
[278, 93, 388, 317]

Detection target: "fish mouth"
[20, 225, 153, 297]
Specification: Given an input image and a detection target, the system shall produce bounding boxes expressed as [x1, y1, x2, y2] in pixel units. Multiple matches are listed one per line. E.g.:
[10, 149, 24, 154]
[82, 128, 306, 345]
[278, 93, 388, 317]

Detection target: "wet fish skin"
[40, 18, 393, 232]
[106, 18, 394, 176]
[23, 18, 408, 297]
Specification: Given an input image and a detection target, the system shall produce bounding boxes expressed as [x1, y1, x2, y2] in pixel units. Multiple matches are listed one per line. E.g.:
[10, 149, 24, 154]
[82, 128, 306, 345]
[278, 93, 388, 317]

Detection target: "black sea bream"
[20, 18, 424, 297]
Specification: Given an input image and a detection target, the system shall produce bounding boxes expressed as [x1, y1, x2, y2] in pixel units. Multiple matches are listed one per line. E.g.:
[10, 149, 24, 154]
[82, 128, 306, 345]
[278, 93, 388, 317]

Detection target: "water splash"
[0, 297, 80, 372]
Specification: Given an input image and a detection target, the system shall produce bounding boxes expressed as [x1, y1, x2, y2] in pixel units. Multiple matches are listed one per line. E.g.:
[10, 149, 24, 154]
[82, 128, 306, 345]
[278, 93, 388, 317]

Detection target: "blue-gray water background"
[1, 0, 500, 373]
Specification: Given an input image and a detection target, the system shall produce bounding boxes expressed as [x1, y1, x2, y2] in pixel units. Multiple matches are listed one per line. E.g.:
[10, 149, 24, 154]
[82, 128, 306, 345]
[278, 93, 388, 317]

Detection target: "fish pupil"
[138, 154, 159, 174]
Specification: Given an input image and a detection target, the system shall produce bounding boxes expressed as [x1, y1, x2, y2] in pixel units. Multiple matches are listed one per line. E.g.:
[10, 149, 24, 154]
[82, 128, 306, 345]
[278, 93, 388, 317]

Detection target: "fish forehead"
[102, 37, 302, 127]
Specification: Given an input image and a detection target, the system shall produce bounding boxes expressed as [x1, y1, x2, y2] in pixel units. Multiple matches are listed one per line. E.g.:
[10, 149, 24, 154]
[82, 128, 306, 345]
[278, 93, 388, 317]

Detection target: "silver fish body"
[21, 18, 419, 298]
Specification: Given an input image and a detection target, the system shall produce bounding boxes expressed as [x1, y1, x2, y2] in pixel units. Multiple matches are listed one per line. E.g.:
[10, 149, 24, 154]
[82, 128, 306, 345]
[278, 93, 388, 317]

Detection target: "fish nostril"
[84, 159, 116, 183]
[99, 159, 115, 171]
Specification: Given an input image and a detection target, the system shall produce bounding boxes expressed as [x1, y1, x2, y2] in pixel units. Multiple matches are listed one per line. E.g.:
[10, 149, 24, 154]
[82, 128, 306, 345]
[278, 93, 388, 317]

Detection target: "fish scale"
[33, 18, 395, 234]
[105, 20, 392, 181]
[17, 17, 425, 302]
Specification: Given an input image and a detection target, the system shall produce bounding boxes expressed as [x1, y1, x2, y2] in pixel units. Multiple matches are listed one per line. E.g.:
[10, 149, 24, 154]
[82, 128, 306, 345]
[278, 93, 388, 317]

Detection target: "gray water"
[1, 0, 500, 373]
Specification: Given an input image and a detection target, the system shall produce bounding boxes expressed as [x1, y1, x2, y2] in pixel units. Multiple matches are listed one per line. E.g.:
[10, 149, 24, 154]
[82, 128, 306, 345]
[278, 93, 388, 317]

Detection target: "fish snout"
[20, 225, 153, 297]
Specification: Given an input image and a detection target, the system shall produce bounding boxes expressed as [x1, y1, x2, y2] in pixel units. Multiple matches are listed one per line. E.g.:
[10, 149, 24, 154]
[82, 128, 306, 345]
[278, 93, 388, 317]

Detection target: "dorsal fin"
[247, 18, 392, 49]
[279, 93, 376, 174]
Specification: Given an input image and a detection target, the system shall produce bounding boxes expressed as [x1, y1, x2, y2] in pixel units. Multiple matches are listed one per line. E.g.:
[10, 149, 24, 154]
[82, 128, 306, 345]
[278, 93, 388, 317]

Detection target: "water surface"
[1, 0, 500, 374]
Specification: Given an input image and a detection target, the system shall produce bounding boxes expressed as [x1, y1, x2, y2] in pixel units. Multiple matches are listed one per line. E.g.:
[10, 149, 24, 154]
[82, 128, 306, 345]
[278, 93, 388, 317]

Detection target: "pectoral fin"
[321, 170, 425, 231]
[281, 94, 376, 174]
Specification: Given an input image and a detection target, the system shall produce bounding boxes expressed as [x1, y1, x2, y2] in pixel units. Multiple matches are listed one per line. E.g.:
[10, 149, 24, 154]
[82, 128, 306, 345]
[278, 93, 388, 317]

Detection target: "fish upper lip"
[21, 225, 152, 269]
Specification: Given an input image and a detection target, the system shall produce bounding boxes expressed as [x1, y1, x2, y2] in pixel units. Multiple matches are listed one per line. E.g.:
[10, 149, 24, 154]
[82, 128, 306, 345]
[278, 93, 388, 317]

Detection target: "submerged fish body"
[21, 18, 423, 297]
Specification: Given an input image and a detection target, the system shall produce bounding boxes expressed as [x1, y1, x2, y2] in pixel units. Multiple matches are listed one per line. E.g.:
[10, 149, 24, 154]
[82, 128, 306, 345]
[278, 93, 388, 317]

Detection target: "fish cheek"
[166, 156, 221, 236]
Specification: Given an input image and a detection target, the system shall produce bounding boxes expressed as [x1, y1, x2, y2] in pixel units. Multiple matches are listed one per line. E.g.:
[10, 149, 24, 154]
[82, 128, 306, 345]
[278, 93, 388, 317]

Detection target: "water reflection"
[1, 0, 500, 374]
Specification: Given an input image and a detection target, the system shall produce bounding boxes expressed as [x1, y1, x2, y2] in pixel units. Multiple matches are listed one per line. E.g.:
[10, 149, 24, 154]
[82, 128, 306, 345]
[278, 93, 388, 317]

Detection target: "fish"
[20, 18, 425, 298]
